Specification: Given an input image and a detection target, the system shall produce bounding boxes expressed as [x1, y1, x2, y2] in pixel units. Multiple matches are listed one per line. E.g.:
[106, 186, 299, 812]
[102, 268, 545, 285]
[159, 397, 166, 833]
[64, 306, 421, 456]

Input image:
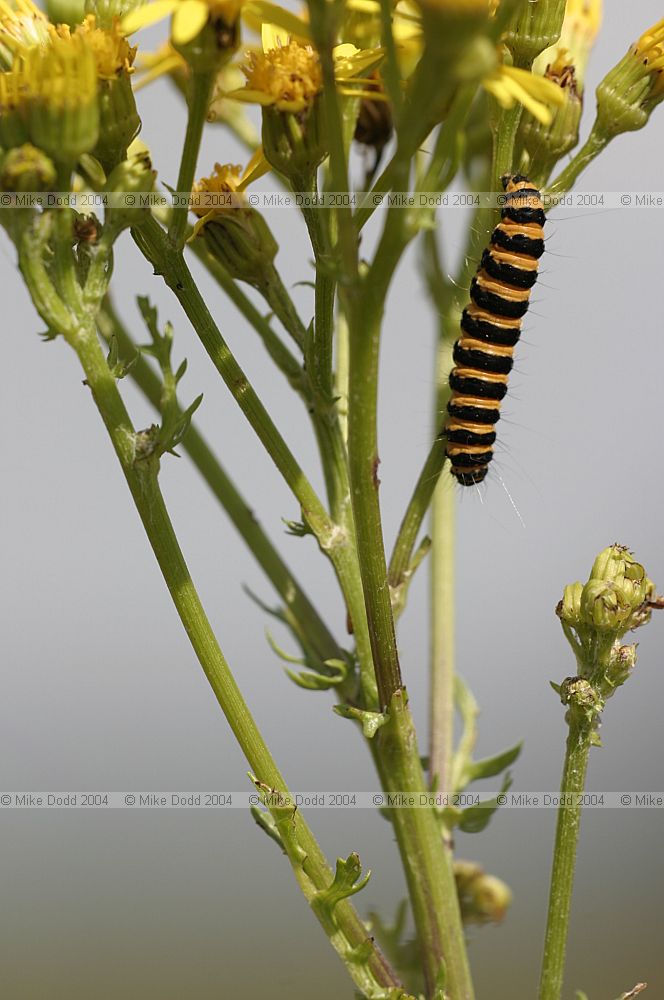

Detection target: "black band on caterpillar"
[442, 174, 545, 487]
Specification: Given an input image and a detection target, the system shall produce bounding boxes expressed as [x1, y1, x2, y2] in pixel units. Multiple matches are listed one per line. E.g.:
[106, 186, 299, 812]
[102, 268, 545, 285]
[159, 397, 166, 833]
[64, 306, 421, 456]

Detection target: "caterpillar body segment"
[444, 175, 545, 487]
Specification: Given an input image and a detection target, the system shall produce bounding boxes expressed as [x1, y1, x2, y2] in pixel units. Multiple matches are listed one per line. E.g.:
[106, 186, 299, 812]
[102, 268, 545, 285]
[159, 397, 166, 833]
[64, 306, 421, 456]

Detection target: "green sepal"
[250, 805, 285, 852]
[334, 704, 388, 739]
[311, 853, 371, 929]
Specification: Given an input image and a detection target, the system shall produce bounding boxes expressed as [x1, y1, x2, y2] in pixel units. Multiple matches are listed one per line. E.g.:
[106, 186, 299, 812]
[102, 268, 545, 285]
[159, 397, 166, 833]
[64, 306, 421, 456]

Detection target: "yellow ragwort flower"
[121, 0, 242, 47]
[484, 63, 566, 125]
[231, 24, 383, 112]
[632, 16, 664, 97]
[0, 0, 50, 64]
[56, 15, 137, 78]
[535, 0, 602, 91]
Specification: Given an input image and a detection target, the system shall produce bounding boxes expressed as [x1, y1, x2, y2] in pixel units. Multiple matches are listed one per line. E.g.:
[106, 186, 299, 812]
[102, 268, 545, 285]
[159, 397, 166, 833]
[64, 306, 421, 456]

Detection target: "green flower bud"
[104, 146, 156, 229]
[519, 57, 582, 183]
[605, 643, 638, 691]
[201, 208, 278, 287]
[595, 19, 664, 138]
[558, 581, 584, 628]
[505, 0, 566, 68]
[0, 76, 32, 151]
[94, 75, 141, 173]
[580, 580, 633, 633]
[559, 676, 600, 712]
[261, 98, 327, 184]
[0, 143, 57, 192]
[85, 0, 146, 29]
[454, 859, 512, 925]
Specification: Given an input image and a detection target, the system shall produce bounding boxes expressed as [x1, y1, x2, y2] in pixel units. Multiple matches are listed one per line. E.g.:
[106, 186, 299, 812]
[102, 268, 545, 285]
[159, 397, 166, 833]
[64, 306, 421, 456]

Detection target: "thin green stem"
[428, 341, 457, 795]
[133, 215, 333, 539]
[169, 70, 214, 249]
[546, 124, 609, 194]
[491, 102, 524, 194]
[372, 691, 475, 1000]
[66, 323, 403, 997]
[378, 0, 403, 117]
[387, 438, 446, 612]
[538, 711, 594, 1000]
[97, 297, 341, 668]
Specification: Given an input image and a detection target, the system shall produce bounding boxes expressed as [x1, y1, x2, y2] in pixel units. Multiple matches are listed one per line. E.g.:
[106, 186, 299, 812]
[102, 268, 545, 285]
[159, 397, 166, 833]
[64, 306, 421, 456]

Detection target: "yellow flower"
[484, 64, 566, 125]
[632, 17, 664, 97]
[230, 24, 383, 112]
[122, 0, 242, 46]
[190, 148, 267, 224]
[535, 0, 602, 90]
[0, 0, 50, 65]
[4, 30, 100, 159]
[56, 15, 137, 78]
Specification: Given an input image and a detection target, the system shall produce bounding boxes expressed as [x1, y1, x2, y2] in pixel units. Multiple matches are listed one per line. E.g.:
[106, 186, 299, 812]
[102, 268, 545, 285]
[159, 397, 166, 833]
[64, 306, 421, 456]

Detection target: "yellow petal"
[226, 86, 276, 104]
[243, 2, 310, 41]
[240, 146, 271, 187]
[501, 75, 553, 124]
[503, 65, 566, 107]
[261, 21, 290, 51]
[172, 0, 209, 45]
[121, 0, 178, 35]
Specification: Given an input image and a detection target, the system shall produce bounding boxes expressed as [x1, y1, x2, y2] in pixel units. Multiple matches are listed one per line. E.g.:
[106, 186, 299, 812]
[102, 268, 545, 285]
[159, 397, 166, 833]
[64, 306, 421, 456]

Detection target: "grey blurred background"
[1, 3, 663, 997]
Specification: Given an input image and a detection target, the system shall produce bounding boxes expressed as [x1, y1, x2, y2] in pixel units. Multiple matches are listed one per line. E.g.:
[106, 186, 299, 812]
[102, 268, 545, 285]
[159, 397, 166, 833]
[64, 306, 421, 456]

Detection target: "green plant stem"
[134, 215, 380, 706]
[63, 323, 403, 997]
[427, 308, 458, 791]
[97, 298, 341, 668]
[133, 215, 332, 536]
[169, 70, 214, 249]
[538, 711, 594, 1000]
[491, 102, 524, 193]
[387, 438, 446, 612]
[378, 0, 403, 116]
[546, 124, 609, 194]
[372, 691, 475, 1000]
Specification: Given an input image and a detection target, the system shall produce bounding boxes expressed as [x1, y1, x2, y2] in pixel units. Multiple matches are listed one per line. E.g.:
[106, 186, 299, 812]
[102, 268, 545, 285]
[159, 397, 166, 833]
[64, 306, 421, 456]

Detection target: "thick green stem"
[372, 691, 475, 1000]
[538, 712, 594, 1000]
[97, 298, 341, 668]
[491, 102, 524, 194]
[169, 70, 214, 249]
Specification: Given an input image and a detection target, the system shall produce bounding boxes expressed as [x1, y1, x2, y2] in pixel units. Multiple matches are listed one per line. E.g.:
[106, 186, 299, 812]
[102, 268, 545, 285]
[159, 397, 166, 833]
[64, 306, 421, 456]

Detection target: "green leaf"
[464, 741, 523, 783]
[334, 704, 388, 739]
[311, 853, 371, 930]
[282, 517, 314, 538]
[286, 660, 347, 691]
[251, 805, 285, 852]
[457, 772, 513, 834]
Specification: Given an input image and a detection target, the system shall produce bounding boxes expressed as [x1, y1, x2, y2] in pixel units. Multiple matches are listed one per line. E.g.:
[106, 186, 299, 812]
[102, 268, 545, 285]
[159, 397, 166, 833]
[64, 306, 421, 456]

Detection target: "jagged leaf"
[312, 853, 371, 929]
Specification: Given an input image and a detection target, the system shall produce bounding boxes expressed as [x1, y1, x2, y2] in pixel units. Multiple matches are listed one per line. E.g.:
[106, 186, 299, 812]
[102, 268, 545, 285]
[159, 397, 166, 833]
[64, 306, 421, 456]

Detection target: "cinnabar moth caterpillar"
[444, 174, 545, 486]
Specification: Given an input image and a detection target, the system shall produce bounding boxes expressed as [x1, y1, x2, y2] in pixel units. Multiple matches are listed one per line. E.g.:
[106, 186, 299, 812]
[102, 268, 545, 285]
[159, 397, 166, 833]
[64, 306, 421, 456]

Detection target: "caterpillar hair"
[444, 174, 545, 487]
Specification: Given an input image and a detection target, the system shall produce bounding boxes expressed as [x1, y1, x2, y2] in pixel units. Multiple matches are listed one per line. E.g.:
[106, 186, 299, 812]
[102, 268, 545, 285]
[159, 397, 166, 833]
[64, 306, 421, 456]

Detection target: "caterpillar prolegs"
[444, 175, 546, 486]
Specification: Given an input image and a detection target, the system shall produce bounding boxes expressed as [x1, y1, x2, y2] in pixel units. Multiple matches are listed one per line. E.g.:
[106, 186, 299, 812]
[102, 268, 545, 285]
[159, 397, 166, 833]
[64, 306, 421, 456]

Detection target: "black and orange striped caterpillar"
[444, 174, 545, 486]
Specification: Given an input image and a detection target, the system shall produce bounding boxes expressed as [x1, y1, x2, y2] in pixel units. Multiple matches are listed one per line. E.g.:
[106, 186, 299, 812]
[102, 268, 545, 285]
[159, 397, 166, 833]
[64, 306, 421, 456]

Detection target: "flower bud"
[19, 33, 100, 162]
[46, 0, 85, 26]
[104, 146, 156, 229]
[559, 676, 600, 712]
[594, 19, 664, 138]
[505, 0, 566, 68]
[580, 580, 633, 633]
[519, 56, 582, 182]
[588, 545, 654, 615]
[192, 163, 278, 287]
[558, 581, 584, 628]
[261, 97, 327, 183]
[605, 643, 638, 691]
[0, 143, 57, 191]
[454, 860, 512, 925]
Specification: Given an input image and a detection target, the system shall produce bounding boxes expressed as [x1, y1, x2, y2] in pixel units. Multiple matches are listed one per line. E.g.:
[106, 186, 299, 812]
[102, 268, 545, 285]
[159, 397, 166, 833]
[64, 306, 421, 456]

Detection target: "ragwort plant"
[1, 0, 663, 997]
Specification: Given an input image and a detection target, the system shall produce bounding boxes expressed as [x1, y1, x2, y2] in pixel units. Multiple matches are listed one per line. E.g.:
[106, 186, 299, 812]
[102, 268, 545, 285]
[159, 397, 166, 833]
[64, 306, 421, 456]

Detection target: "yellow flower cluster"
[632, 17, 664, 97]
[241, 39, 322, 111]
